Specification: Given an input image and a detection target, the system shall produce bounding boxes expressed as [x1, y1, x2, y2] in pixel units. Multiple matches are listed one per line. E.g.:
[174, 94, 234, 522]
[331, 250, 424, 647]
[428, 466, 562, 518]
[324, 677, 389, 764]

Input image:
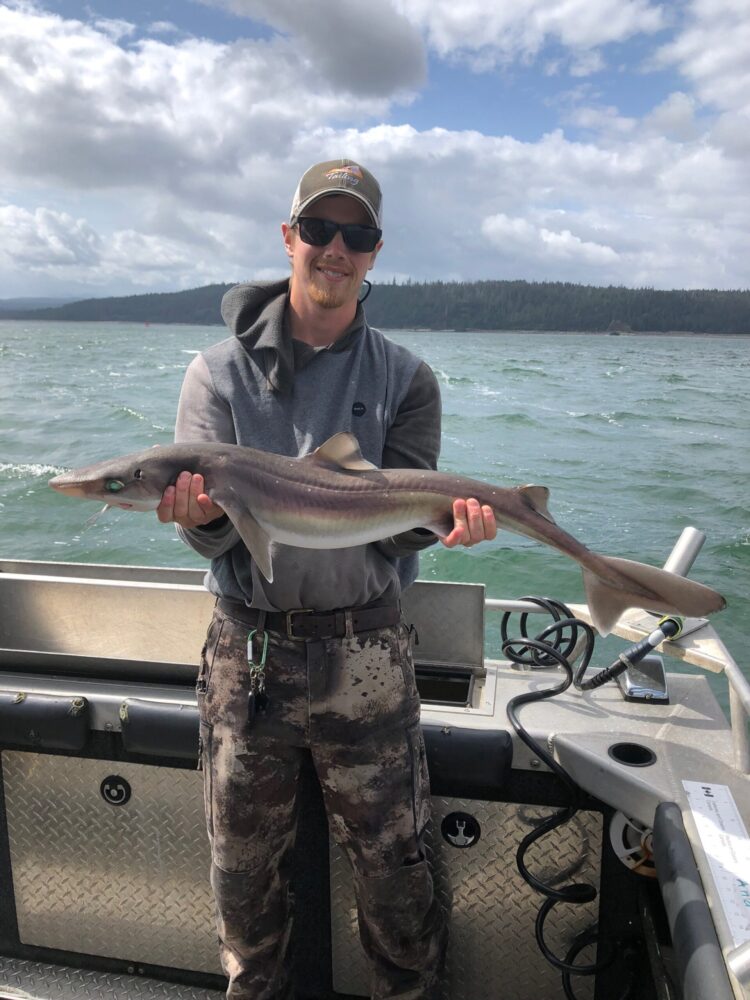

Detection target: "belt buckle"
[286, 608, 315, 641]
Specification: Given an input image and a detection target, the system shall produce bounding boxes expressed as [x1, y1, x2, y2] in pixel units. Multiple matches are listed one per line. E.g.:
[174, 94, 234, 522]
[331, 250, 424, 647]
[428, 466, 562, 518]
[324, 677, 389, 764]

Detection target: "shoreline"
[1, 316, 749, 338]
[388, 328, 750, 338]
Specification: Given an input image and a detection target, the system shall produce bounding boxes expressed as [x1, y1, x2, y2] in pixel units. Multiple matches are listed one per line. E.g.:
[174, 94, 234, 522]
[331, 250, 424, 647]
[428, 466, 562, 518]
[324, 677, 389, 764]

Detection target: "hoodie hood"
[220, 278, 367, 395]
[221, 279, 293, 394]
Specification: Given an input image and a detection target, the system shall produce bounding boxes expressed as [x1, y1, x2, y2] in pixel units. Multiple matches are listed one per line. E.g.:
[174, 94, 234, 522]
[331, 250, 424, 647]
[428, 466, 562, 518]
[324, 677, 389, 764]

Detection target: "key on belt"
[247, 628, 269, 727]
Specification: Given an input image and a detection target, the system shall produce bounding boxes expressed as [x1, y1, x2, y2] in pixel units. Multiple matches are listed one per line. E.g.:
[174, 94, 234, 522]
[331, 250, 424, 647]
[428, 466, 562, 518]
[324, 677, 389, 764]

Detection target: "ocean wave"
[487, 412, 540, 428]
[565, 409, 639, 425]
[0, 462, 65, 478]
[433, 368, 474, 387]
[502, 365, 550, 377]
[114, 406, 148, 421]
[111, 406, 168, 432]
[645, 482, 717, 505]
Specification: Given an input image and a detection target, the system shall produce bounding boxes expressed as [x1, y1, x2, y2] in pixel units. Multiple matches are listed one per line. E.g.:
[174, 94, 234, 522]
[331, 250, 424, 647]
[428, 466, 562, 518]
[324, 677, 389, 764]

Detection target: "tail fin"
[583, 554, 726, 636]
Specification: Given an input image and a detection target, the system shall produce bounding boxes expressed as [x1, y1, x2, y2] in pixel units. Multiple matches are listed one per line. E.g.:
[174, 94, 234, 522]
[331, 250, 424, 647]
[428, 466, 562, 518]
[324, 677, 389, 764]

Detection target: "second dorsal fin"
[518, 485, 555, 523]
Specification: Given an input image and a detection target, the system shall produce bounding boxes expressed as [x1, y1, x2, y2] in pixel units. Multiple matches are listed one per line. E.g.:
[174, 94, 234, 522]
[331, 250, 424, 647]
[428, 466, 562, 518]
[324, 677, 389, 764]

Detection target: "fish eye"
[133, 468, 143, 480]
[105, 479, 125, 493]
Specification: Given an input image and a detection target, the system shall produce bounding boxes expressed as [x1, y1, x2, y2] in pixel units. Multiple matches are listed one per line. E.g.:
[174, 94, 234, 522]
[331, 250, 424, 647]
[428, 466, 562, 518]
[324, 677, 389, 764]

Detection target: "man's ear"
[281, 222, 294, 259]
[368, 239, 383, 270]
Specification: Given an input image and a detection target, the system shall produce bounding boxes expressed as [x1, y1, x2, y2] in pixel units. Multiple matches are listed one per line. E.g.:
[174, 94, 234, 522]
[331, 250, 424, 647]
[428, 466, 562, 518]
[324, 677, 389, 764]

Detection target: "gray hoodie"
[175, 279, 441, 611]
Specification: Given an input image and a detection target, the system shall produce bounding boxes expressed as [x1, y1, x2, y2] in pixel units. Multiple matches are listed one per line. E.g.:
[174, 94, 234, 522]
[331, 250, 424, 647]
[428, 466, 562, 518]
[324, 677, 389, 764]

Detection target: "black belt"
[217, 597, 400, 641]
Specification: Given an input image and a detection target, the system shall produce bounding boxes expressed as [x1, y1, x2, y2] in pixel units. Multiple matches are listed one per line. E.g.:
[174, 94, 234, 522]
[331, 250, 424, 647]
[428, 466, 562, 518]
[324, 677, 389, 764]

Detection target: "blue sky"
[1, 0, 748, 297]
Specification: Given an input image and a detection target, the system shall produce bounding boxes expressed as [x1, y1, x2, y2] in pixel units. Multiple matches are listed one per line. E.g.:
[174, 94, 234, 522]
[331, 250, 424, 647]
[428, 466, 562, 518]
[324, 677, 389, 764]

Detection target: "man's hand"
[156, 471, 225, 529]
[439, 498, 497, 548]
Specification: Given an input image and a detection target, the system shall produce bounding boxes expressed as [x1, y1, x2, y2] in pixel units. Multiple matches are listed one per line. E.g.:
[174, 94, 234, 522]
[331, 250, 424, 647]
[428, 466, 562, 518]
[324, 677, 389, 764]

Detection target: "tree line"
[4, 279, 749, 333]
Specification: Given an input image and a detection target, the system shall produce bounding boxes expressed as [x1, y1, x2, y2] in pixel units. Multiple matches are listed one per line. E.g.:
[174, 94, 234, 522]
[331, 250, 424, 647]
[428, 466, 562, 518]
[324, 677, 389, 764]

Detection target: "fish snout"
[48, 475, 88, 497]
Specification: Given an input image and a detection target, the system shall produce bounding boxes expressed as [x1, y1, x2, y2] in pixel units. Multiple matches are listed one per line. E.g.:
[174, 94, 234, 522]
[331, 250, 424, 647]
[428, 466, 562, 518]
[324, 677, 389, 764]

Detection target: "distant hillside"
[0, 296, 78, 311]
[370, 281, 750, 334]
[4, 280, 749, 334]
[1, 284, 233, 325]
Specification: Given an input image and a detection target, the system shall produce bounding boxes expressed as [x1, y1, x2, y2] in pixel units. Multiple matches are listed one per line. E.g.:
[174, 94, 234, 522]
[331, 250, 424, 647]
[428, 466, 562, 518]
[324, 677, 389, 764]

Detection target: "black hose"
[502, 598, 630, 999]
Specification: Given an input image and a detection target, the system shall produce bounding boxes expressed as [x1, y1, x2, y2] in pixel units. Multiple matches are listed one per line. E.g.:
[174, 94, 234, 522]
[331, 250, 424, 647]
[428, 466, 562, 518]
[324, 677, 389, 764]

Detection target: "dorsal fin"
[518, 484, 555, 523]
[303, 432, 378, 471]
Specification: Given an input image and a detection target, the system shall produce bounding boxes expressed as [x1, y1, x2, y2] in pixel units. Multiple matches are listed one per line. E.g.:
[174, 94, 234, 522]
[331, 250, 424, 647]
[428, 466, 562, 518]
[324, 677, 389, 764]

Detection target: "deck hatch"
[1, 751, 222, 976]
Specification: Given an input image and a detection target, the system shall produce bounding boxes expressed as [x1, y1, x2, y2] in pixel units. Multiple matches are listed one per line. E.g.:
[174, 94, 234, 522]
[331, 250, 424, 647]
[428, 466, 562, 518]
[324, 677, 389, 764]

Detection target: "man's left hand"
[439, 498, 497, 548]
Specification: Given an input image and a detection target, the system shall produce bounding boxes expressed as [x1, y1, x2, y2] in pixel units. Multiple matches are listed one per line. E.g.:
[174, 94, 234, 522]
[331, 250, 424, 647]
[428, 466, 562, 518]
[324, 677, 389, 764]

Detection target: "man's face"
[282, 194, 382, 311]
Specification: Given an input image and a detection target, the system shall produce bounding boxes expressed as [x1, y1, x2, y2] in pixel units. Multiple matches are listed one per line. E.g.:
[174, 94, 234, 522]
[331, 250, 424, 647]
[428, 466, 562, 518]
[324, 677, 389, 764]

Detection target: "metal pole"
[729, 684, 750, 774]
[662, 526, 706, 575]
[484, 599, 555, 615]
[662, 528, 750, 774]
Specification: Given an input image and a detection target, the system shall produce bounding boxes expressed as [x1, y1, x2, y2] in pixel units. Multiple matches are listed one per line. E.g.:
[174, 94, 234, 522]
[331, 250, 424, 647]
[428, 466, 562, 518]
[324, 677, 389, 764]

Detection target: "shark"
[48, 432, 726, 635]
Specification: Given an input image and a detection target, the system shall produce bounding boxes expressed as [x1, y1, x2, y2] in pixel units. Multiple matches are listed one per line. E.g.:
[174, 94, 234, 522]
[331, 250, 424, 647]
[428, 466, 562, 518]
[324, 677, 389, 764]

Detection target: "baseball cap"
[289, 159, 382, 228]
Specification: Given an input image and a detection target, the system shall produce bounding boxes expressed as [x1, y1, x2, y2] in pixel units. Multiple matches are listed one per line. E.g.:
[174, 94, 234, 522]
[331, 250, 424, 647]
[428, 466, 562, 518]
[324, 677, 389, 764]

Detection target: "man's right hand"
[156, 471, 225, 529]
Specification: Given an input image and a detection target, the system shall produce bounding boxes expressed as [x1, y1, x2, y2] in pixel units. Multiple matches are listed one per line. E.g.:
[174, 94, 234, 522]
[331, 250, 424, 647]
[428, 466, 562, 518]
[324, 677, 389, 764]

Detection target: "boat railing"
[484, 525, 750, 775]
[1, 528, 746, 772]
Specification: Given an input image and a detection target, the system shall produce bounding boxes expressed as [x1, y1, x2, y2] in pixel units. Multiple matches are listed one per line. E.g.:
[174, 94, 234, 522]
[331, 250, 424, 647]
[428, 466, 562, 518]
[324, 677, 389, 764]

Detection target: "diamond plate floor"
[0, 958, 225, 1000]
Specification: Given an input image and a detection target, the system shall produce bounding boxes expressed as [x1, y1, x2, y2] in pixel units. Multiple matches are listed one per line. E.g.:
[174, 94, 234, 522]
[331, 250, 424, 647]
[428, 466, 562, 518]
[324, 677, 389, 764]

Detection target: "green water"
[1, 320, 747, 707]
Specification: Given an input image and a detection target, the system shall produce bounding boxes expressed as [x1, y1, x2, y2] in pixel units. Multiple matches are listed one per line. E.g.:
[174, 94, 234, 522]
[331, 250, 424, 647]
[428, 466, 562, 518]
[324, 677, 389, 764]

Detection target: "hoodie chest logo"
[352, 402, 366, 417]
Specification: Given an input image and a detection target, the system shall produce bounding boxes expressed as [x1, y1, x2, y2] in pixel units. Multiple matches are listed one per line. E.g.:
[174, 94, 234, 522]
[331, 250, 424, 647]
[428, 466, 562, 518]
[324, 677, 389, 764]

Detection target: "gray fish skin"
[48, 432, 727, 635]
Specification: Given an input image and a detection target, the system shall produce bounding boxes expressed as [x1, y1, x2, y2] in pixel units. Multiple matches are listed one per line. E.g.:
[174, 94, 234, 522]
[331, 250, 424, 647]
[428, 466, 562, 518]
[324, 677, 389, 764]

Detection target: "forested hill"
[5, 280, 750, 333]
[3, 284, 234, 326]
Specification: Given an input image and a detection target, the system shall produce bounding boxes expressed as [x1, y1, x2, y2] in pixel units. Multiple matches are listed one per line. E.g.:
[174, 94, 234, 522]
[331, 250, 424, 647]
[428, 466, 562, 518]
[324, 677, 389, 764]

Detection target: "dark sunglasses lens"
[342, 226, 380, 252]
[298, 218, 335, 246]
[297, 217, 380, 252]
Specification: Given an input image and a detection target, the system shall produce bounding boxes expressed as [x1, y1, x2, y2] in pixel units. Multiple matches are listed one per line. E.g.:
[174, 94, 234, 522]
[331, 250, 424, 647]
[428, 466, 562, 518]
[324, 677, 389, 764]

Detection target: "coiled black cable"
[502, 597, 623, 999]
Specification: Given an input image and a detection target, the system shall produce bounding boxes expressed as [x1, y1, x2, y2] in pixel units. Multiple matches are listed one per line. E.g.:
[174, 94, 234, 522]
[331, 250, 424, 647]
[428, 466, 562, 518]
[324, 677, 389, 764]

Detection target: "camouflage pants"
[197, 605, 448, 1000]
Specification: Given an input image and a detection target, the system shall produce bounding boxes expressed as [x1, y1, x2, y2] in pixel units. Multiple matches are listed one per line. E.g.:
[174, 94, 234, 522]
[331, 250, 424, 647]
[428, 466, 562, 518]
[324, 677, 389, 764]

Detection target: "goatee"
[306, 279, 350, 310]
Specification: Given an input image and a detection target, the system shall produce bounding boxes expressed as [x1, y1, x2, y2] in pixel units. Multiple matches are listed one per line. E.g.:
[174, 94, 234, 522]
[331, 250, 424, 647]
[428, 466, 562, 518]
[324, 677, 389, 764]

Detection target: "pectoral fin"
[212, 491, 274, 582]
[425, 512, 456, 537]
[233, 509, 274, 581]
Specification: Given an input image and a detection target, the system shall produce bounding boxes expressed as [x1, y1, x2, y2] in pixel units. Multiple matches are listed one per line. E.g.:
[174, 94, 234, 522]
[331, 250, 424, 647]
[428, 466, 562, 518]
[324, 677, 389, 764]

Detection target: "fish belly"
[255, 491, 450, 550]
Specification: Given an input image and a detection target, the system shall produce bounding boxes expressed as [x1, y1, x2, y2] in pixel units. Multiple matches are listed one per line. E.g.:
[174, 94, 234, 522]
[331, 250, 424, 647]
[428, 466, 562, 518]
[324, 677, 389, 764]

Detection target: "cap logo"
[325, 165, 363, 187]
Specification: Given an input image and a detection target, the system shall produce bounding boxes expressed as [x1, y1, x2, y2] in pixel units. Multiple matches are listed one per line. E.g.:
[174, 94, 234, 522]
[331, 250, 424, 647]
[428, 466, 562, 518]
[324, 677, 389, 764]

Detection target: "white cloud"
[394, 0, 665, 71]
[643, 91, 699, 140]
[711, 108, 750, 158]
[483, 212, 620, 269]
[200, 0, 427, 96]
[651, 0, 750, 159]
[569, 50, 606, 78]
[147, 21, 182, 37]
[0, 203, 236, 291]
[5, 113, 749, 295]
[347, 125, 750, 290]
[0, 4, 395, 201]
[92, 17, 136, 42]
[567, 105, 638, 136]
[0, 205, 101, 268]
[653, 0, 750, 115]
[0, 2, 748, 298]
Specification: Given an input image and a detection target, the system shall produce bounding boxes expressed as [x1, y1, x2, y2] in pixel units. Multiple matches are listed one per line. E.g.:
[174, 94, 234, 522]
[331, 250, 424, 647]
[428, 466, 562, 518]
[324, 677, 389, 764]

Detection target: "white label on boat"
[683, 781, 750, 947]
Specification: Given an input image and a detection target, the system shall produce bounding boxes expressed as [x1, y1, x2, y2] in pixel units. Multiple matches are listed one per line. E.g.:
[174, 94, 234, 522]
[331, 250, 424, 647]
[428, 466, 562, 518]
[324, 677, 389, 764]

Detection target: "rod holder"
[662, 526, 706, 577]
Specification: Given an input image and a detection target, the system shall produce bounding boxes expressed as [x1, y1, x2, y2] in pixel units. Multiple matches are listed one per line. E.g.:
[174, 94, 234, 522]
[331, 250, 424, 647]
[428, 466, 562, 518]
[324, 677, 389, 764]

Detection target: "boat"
[0, 527, 748, 1000]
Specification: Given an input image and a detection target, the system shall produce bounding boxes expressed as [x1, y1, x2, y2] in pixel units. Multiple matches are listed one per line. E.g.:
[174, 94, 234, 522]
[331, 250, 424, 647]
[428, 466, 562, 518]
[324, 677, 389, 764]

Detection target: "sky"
[0, 0, 749, 299]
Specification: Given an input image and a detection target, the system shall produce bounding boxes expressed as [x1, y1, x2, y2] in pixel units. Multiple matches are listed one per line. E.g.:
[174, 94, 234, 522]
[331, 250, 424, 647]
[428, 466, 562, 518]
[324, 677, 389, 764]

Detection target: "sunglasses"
[296, 216, 382, 253]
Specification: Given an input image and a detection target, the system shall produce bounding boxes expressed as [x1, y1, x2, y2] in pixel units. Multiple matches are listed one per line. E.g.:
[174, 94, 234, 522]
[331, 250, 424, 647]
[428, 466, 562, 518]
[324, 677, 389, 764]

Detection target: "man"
[158, 159, 496, 999]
